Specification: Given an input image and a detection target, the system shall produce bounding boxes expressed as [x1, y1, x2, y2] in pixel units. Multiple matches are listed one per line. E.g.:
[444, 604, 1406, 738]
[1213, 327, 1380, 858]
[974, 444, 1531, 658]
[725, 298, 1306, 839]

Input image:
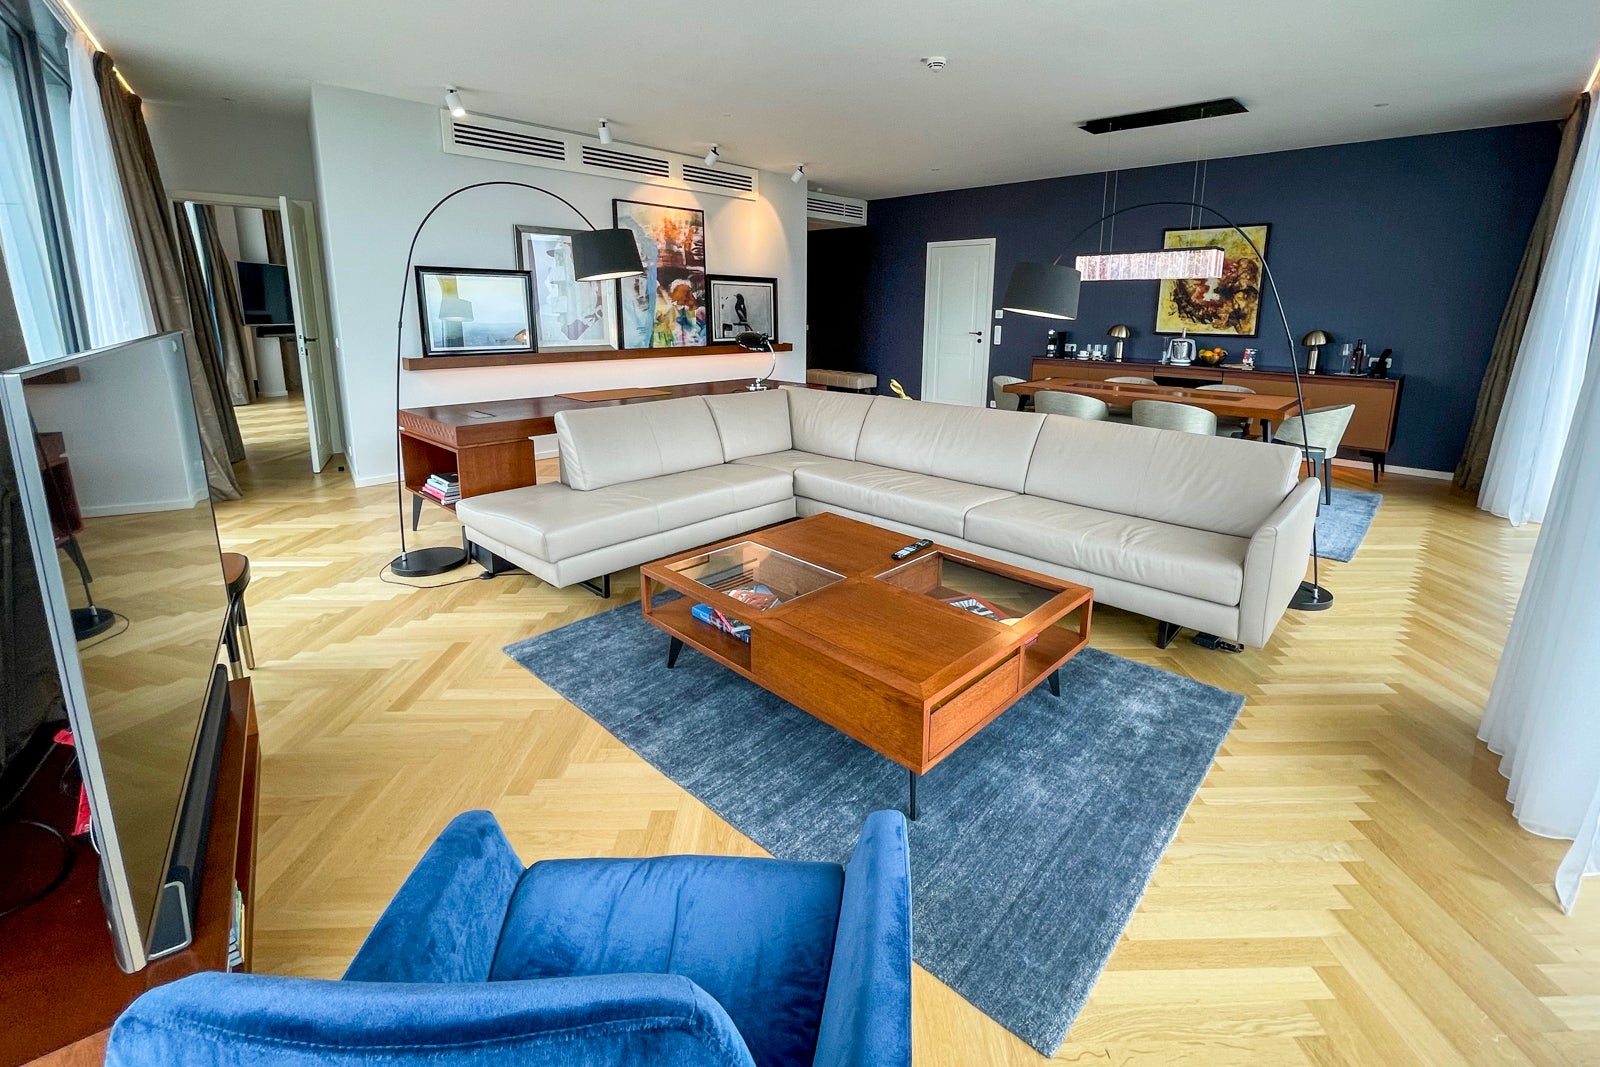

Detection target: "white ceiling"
[73, 0, 1600, 200]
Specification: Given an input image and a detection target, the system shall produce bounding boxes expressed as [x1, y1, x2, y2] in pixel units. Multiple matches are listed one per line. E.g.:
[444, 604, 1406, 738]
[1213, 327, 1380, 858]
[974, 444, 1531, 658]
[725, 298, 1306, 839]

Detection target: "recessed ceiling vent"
[441, 111, 759, 201]
[806, 192, 868, 229]
[1080, 97, 1248, 135]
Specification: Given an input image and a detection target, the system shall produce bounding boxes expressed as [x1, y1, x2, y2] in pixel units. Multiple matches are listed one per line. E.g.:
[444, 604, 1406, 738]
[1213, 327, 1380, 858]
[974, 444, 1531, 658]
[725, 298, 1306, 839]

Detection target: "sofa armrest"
[343, 810, 524, 983]
[812, 810, 913, 1067]
[1238, 478, 1320, 648]
[108, 972, 756, 1067]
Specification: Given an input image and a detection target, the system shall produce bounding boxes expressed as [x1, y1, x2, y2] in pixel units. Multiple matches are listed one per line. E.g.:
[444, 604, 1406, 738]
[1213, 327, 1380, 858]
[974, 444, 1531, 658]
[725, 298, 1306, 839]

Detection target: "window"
[0, 0, 82, 360]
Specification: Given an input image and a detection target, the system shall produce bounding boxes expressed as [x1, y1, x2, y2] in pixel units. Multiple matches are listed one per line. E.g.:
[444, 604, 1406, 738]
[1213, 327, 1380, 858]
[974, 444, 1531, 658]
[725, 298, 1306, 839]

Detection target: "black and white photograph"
[414, 266, 535, 357]
[707, 275, 778, 343]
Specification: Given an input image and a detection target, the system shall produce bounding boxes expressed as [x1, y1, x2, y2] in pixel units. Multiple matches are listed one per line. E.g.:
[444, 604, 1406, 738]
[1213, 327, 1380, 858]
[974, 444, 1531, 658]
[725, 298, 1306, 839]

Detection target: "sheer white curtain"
[1480, 297, 1600, 912]
[64, 31, 153, 346]
[1479, 92, 1600, 526]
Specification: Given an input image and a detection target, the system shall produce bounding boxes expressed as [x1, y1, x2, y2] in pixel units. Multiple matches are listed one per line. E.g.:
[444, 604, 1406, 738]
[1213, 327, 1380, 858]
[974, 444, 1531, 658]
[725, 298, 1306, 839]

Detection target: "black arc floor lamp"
[388, 181, 644, 579]
[1001, 199, 1332, 611]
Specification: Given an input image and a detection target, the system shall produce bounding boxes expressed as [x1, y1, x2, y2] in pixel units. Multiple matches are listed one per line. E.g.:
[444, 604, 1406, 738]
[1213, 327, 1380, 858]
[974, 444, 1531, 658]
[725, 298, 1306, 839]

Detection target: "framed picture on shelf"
[613, 199, 707, 349]
[514, 225, 618, 351]
[414, 266, 535, 357]
[1154, 224, 1271, 337]
[707, 275, 778, 343]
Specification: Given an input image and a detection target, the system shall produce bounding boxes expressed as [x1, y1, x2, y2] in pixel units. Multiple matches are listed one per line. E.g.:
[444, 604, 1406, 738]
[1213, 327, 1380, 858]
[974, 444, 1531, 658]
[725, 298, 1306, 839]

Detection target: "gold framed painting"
[1155, 224, 1270, 336]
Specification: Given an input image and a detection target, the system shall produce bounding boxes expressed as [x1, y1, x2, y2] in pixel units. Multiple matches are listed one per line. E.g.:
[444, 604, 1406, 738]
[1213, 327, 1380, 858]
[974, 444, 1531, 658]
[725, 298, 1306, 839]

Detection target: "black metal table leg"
[1048, 670, 1060, 698]
[411, 493, 423, 531]
[908, 769, 919, 821]
[666, 636, 683, 668]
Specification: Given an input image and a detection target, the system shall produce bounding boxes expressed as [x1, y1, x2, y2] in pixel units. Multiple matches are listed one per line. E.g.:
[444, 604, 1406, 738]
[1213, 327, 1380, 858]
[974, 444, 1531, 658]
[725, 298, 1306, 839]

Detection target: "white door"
[278, 197, 343, 472]
[920, 239, 996, 406]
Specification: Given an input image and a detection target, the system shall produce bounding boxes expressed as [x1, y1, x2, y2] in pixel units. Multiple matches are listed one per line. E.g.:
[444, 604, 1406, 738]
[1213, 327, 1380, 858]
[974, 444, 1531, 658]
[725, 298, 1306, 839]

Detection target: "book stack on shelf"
[421, 472, 460, 505]
[227, 882, 245, 970]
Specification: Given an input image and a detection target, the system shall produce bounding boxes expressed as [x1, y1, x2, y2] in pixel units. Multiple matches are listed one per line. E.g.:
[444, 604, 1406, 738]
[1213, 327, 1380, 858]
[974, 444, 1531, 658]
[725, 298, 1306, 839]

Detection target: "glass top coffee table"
[640, 513, 1094, 818]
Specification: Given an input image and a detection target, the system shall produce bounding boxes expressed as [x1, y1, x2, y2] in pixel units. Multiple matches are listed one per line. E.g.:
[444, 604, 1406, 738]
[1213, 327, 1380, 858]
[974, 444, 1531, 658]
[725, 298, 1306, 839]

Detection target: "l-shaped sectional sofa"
[455, 387, 1319, 648]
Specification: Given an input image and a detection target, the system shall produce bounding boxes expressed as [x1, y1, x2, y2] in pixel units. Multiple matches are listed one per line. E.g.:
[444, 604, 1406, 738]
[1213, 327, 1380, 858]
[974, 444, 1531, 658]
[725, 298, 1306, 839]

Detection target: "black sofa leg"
[579, 573, 611, 599]
[467, 541, 517, 576]
[1156, 621, 1181, 649]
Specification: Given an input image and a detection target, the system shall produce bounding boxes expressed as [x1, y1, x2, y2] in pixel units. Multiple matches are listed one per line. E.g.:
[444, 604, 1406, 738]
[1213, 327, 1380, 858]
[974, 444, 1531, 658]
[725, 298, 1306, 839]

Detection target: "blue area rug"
[505, 601, 1244, 1054]
[1316, 488, 1382, 562]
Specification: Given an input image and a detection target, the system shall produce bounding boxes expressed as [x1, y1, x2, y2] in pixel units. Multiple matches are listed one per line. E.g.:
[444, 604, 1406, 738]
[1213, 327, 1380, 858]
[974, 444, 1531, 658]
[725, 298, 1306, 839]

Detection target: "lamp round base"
[72, 606, 116, 640]
[389, 546, 470, 578]
[1288, 581, 1334, 611]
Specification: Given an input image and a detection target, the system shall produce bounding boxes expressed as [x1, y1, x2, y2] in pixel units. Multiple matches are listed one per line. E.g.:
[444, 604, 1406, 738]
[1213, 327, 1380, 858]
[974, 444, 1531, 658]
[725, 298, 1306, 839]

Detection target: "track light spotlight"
[444, 87, 465, 118]
[704, 144, 719, 167]
[791, 164, 805, 184]
[598, 119, 612, 145]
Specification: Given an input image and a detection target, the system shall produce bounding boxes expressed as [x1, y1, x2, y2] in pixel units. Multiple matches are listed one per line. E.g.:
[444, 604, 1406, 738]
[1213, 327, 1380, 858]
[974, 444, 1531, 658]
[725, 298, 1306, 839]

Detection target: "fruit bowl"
[1196, 348, 1227, 367]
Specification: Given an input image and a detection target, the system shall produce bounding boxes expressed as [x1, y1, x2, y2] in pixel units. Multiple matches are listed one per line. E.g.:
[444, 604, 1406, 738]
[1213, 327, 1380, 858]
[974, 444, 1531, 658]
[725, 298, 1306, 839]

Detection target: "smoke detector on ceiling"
[922, 56, 948, 72]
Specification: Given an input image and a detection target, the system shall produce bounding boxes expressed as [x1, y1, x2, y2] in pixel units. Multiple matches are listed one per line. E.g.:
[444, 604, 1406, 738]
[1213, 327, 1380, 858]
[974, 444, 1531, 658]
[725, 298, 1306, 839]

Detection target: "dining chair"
[1197, 382, 1256, 438]
[1132, 399, 1219, 436]
[1272, 403, 1357, 504]
[992, 375, 1023, 411]
[1035, 391, 1110, 420]
[1103, 376, 1157, 417]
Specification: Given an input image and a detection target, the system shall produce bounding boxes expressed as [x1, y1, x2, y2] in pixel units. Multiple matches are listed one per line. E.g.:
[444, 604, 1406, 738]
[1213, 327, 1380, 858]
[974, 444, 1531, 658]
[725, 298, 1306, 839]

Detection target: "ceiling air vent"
[1080, 97, 1248, 135]
[806, 192, 868, 229]
[440, 111, 759, 201]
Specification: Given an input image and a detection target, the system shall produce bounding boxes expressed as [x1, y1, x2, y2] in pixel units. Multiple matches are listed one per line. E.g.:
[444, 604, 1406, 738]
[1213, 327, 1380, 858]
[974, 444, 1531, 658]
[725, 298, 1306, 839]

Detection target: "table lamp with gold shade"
[1107, 324, 1131, 362]
[1301, 329, 1330, 375]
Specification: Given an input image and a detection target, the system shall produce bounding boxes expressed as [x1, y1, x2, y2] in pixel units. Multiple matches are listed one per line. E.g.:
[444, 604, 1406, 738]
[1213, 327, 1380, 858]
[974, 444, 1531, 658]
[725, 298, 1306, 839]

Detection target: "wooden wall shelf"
[402, 342, 793, 371]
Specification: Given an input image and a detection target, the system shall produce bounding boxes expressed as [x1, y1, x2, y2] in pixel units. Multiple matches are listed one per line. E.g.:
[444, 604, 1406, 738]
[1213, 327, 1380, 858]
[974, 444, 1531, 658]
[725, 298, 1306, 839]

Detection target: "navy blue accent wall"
[811, 123, 1558, 471]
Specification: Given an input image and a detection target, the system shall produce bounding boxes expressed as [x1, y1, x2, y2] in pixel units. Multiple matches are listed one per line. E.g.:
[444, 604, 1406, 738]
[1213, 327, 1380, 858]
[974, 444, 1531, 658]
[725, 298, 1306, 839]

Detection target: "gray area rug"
[1316, 488, 1382, 562]
[506, 602, 1244, 1054]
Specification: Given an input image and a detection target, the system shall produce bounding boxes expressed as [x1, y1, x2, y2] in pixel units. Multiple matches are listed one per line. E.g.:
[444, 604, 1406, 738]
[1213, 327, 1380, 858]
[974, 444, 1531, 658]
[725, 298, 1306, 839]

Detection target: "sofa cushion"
[965, 494, 1249, 605]
[492, 855, 844, 1067]
[1024, 414, 1298, 538]
[732, 450, 835, 475]
[456, 465, 792, 562]
[784, 388, 875, 460]
[855, 398, 1045, 493]
[703, 390, 793, 461]
[794, 460, 1013, 538]
[556, 396, 726, 491]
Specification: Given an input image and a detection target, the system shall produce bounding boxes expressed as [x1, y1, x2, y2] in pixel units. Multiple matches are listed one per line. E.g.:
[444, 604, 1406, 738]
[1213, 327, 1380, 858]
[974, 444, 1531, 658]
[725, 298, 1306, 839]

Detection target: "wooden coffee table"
[639, 513, 1093, 817]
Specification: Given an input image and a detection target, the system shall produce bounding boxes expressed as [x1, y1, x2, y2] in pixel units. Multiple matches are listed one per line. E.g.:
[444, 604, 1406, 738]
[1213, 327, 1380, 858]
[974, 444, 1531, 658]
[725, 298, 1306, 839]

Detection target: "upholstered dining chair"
[1103, 375, 1157, 417]
[992, 375, 1024, 410]
[1034, 391, 1110, 420]
[1132, 399, 1219, 436]
[105, 810, 913, 1067]
[1273, 403, 1357, 504]
[1197, 382, 1256, 438]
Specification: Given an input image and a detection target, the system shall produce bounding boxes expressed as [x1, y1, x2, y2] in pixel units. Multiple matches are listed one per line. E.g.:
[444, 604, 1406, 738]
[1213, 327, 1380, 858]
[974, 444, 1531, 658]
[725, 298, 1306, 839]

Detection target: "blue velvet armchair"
[106, 809, 911, 1066]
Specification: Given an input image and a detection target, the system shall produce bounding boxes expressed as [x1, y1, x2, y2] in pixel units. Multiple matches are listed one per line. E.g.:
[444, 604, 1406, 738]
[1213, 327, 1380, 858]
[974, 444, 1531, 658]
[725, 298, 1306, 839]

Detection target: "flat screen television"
[0, 332, 231, 972]
[235, 261, 294, 327]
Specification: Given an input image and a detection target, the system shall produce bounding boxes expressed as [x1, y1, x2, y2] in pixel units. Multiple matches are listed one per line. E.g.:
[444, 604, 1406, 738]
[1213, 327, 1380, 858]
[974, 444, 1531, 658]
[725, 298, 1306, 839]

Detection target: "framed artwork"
[514, 225, 618, 351]
[613, 199, 707, 348]
[1154, 224, 1271, 336]
[707, 275, 778, 343]
[414, 266, 534, 356]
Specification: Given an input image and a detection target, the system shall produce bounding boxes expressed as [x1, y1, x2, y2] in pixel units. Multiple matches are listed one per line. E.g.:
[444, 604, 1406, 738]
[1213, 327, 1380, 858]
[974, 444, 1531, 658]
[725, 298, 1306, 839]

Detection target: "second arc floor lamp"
[1001, 200, 1332, 614]
[389, 181, 644, 579]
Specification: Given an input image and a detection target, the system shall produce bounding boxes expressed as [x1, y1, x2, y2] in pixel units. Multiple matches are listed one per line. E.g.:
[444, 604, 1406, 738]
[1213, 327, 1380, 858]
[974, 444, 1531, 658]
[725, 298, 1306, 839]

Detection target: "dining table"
[1004, 378, 1302, 442]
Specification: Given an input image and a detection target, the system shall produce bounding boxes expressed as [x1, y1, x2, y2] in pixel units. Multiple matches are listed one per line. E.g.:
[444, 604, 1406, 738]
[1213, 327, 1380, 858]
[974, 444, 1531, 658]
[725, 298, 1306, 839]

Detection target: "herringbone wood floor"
[217, 396, 1599, 1066]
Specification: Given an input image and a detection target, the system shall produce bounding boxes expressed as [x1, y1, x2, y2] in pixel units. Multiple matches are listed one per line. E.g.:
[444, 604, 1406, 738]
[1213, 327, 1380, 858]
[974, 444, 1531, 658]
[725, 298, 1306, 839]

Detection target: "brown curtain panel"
[195, 204, 259, 405]
[173, 205, 247, 461]
[93, 52, 242, 500]
[261, 209, 303, 392]
[1455, 95, 1591, 492]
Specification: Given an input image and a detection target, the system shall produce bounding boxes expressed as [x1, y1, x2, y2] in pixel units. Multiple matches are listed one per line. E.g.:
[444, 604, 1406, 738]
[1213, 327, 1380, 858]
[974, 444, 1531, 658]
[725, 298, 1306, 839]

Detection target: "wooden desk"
[398, 380, 813, 527]
[1006, 379, 1301, 440]
[1, 680, 259, 1067]
[1030, 358, 1402, 476]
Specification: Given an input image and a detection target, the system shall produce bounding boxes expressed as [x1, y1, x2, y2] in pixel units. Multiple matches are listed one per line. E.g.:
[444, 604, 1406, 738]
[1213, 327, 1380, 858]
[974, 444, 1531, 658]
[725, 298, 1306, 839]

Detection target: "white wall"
[308, 85, 808, 485]
[145, 102, 317, 202]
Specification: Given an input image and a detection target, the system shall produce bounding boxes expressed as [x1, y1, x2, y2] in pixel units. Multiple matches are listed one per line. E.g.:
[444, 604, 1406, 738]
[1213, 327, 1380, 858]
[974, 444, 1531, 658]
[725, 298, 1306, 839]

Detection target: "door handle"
[302, 336, 318, 343]
[969, 331, 983, 340]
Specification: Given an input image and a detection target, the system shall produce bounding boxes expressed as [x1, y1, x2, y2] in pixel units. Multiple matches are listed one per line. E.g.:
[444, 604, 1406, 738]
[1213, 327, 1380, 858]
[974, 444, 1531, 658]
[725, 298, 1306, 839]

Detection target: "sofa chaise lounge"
[455, 388, 1318, 648]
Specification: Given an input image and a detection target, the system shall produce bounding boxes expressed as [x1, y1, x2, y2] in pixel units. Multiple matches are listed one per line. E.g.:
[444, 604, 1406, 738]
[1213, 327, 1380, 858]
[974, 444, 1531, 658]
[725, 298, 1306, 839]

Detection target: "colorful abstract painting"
[613, 199, 707, 348]
[1155, 224, 1270, 336]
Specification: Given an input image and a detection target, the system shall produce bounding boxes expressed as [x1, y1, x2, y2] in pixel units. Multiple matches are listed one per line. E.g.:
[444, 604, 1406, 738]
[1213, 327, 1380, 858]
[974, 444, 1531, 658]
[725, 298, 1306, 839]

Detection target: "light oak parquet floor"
[217, 396, 1596, 1065]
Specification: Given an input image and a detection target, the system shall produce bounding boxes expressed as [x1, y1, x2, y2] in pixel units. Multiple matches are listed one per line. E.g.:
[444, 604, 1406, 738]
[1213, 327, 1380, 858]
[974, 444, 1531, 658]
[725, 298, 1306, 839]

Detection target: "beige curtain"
[194, 204, 258, 405]
[1455, 96, 1591, 492]
[173, 208, 247, 463]
[93, 53, 241, 500]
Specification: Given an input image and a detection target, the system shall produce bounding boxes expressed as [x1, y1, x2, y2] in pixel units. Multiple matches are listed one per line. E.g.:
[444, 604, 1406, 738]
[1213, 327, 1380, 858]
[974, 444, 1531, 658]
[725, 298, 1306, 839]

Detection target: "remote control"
[891, 538, 933, 560]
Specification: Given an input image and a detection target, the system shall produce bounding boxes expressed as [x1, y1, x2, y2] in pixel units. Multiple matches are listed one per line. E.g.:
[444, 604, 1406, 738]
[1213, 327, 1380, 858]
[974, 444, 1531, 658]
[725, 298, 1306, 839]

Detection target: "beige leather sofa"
[455, 388, 1318, 647]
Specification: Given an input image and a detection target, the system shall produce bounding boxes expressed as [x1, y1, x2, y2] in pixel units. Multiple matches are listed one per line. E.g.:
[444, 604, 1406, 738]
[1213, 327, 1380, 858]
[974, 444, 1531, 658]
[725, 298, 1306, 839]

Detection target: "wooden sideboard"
[1030, 358, 1403, 474]
[1, 679, 259, 1066]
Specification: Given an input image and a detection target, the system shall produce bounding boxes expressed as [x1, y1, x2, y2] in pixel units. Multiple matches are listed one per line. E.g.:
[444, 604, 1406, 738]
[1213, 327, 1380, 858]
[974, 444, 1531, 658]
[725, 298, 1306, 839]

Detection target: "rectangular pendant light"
[1074, 247, 1226, 281]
